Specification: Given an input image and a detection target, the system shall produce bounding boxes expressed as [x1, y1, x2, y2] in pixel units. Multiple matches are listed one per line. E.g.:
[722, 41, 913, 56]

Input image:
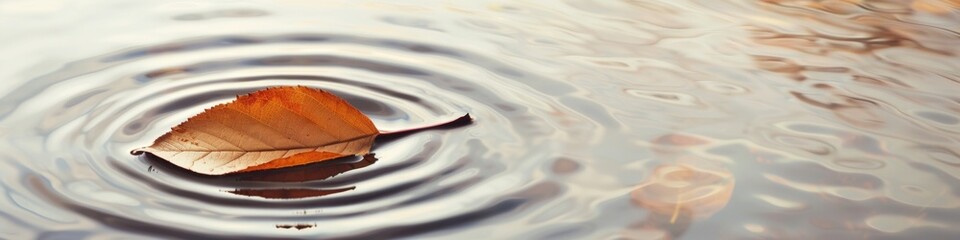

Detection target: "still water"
[1, 0, 959, 239]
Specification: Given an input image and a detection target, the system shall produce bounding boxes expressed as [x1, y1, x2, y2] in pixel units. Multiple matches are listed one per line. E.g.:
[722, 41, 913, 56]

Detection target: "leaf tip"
[440, 113, 474, 127]
[130, 147, 148, 155]
[458, 113, 473, 123]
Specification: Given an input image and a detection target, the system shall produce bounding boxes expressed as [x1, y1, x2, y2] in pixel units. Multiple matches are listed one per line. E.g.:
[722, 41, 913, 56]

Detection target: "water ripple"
[0, 31, 601, 238]
[2, 0, 960, 239]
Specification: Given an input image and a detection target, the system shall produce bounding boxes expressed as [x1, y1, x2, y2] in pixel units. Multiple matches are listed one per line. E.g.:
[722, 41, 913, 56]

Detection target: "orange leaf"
[132, 86, 381, 175]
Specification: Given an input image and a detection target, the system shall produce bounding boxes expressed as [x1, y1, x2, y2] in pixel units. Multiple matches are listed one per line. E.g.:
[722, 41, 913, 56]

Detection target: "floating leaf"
[132, 86, 469, 175]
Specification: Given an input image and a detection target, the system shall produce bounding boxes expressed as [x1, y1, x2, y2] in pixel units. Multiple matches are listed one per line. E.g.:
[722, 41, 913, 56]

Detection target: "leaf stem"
[377, 113, 472, 138]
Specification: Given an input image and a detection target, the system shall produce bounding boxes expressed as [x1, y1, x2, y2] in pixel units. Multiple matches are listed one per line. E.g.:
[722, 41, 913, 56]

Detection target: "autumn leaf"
[131, 86, 469, 175]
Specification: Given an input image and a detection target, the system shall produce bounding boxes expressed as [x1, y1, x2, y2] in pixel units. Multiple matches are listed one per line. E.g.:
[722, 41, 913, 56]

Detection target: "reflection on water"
[227, 154, 378, 199]
[276, 223, 316, 230]
[1, 0, 959, 239]
[629, 164, 735, 238]
[632, 164, 734, 221]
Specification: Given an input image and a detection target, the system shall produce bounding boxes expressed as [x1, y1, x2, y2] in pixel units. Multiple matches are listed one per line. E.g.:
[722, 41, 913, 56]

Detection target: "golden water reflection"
[631, 164, 735, 223]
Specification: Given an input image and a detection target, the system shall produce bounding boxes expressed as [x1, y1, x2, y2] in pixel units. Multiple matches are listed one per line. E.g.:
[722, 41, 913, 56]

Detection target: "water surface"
[1, 0, 960, 239]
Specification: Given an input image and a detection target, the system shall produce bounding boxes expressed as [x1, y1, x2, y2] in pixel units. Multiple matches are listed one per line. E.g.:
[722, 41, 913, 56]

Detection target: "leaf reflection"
[626, 159, 736, 238]
[236, 154, 378, 182]
[228, 154, 378, 199]
[631, 164, 735, 222]
[143, 153, 379, 199]
[230, 187, 355, 199]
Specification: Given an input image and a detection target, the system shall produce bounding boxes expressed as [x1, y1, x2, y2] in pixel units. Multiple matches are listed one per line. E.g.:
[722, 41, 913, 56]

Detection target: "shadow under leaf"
[140, 153, 379, 183]
[237, 154, 379, 182]
[230, 187, 355, 199]
[140, 154, 381, 199]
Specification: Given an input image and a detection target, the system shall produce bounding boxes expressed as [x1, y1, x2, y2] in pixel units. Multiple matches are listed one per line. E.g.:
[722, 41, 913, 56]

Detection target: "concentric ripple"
[0, 34, 594, 238]
[4, 1, 960, 239]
